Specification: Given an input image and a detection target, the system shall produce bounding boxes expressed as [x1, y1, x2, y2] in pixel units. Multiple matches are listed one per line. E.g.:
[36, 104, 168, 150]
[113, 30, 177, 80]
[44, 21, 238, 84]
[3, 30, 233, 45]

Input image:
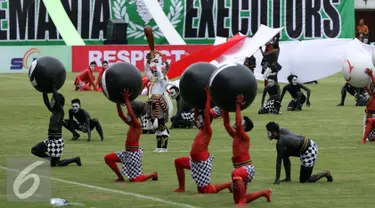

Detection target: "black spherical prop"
[101, 62, 142, 103]
[28, 56, 66, 93]
[209, 63, 257, 112]
[179, 62, 217, 109]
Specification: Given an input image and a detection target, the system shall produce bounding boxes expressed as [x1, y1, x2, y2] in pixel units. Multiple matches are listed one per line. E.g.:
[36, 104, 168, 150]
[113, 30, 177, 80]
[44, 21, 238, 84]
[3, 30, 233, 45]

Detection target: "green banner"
[0, 0, 355, 45]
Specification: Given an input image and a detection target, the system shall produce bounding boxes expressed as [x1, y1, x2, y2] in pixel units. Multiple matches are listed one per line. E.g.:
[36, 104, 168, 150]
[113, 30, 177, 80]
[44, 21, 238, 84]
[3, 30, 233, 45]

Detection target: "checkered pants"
[181, 112, 194, 122]
[190, 155, 214, 187]
[300, 140, 318, 168]
[232, 165, 255, 190]
[43, 137, 64, 157]
[368, 129, 375, 141]
[212, 107, 222, 118]
[259, 100, 279, 114]
[115, 148, 143, 179]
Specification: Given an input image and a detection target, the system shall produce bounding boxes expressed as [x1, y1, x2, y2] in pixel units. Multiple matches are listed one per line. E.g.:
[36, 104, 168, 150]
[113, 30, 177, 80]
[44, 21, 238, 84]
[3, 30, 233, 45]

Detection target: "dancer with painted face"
[172, 87, 232, 193]
[74, 61, 98, 91]
[266, 122, 333, 184]
[31, 83, 82, 167]
[96, 60, 109, 92]
[361, 69, 375, 143]
[168, 85, 195, 129]
[144, 27, 173, 153]
[223, 96, 272, 206]
[258, 77, 281, 114]
[104, 89, 158, 182]
[280, 75, 311, 111]
[337, 83, 369, 106]
[63, 98, 104, 141]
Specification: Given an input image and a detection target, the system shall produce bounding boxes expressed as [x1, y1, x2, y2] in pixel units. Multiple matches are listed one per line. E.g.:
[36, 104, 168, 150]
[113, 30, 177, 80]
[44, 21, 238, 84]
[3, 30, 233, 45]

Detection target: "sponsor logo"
[10, 48, 41, 70]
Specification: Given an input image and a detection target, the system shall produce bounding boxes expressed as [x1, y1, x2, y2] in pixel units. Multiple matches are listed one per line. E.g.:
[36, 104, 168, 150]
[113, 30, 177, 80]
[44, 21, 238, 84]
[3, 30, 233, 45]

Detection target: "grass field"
[0, 73, 375, 208]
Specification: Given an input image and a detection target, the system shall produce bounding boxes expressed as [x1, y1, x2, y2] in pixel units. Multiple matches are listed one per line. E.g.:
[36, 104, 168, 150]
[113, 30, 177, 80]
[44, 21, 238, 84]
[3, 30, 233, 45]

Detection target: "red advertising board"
[72, 45, 209, 72]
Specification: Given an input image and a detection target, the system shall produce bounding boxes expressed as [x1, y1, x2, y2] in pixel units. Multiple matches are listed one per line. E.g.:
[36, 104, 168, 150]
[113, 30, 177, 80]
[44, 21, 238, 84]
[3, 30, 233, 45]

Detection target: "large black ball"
[101, 62, 142, 103]
[28, 56, 66, 93]
[209, 63, 257, 112]
[179, 62, 217, 109]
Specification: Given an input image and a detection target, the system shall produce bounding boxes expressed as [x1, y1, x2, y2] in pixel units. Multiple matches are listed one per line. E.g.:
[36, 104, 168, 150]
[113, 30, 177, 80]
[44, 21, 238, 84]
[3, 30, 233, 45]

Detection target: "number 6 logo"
[13, 161, 45, 199]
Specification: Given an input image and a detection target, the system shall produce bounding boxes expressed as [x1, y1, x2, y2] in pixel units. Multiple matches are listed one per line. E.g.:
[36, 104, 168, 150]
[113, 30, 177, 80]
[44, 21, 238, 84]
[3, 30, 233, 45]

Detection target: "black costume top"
[281, 84, 309, 99]
[69, 109, 91, 125]
[43, 92, 64, 137]
[261, 84, 281, 106]
[275, 128, 311, 181]
[176, 95, 192, 115]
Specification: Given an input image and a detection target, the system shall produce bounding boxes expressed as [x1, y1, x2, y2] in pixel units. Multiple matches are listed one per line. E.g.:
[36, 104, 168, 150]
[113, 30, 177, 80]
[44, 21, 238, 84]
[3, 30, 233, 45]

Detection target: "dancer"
[361, 69, 375, 143]
[172, 87, 232, 193]
[96, 60, 109, 91]
[280, 75, 311, 111]
[223, 95, 271, 206]
[258, 77, 281, 114]
[31, 83, 82, 167]
[337, 83, 368, 106]
[260, 34, 282, 86]
[74, 62, 98, 91]
[63, 98, 104, 141]
[144, 51, 171, 152]
[104, 89, 158, 182]
[169, 85, 195, 129]
[266, 122, 333, 184]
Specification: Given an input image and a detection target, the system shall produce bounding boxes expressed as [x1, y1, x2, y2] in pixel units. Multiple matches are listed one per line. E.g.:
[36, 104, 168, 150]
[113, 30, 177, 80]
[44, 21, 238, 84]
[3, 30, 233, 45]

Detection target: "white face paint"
[267, 130, 273, 140]
[71, 103, 80, 113]
[267, 79, 275, 87]
[169, 88, 178, 99]
[292, 77, 297, 85]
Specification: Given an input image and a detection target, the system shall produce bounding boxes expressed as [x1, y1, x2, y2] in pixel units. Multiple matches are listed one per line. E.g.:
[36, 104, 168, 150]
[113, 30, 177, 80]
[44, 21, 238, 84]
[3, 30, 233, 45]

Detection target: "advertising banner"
[71, 45, 208, 72]
[0, 46, 72, 73]
[1, 0, 355, 45]
[355, 0, 375, 9]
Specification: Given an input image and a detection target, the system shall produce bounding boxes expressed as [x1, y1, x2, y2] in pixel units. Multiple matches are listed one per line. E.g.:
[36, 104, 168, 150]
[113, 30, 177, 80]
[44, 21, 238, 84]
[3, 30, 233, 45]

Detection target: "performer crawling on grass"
[266, 122, 333, 184]
[63, 98, 104, 141]
[104, 89, 158, 182]
[172, 87, 232, 193]
[258, 77, 281, 114]
[337, 83, 368, 106]
[223, 95, 272, 207]
[360, 69, 375, 144]
[31, 83, 82, 167]
[280, 75, 311, 111]
[74, 62, 98, 91]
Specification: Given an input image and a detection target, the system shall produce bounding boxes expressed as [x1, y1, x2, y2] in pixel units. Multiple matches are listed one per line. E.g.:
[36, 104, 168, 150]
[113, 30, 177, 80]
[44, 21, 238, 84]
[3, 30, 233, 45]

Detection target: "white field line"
[0, 166, 200, 208]
[1, 145, 375, 158]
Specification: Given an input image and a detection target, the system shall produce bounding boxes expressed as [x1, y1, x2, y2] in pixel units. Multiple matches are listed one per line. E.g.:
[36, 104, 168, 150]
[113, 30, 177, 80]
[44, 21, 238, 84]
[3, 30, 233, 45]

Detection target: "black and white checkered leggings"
[300, 140, 318, 168]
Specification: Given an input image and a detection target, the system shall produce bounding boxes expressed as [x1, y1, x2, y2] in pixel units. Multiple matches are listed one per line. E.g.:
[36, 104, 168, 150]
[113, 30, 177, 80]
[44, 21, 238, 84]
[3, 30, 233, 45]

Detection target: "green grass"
[0, 73, 374, 208]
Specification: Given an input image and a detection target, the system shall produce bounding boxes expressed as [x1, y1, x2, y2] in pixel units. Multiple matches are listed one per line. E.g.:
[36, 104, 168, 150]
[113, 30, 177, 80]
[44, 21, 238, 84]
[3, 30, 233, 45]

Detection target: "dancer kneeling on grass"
[31, 83, 81, 167]
[266, 122, 333, 184]
[104, 89, 158, 182]
[172, 87, 232, 193]
[223, 95, 271, 207]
